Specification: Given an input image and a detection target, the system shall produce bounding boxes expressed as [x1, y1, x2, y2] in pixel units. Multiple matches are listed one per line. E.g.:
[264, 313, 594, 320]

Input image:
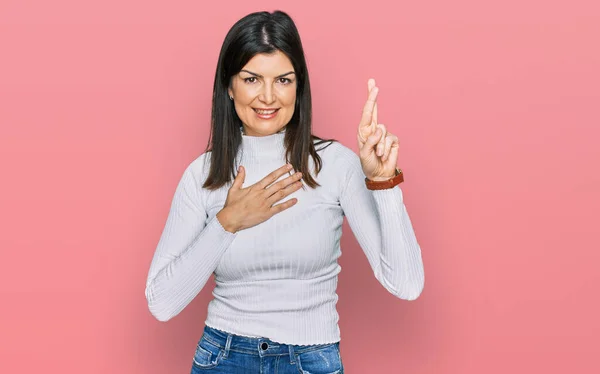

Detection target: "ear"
[227, 80, 234, 99]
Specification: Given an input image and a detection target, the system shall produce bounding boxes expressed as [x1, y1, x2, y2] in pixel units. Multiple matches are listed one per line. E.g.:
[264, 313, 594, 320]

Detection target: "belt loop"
[289, 345, 296, 364]
[223, 334, 233, 359]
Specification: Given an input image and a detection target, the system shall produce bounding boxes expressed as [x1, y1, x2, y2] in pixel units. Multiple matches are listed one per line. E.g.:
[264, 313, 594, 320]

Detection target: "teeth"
[255, 109, 277, 115]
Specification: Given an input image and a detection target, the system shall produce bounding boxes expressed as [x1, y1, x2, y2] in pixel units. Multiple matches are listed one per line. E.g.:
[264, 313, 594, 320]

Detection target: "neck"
[241, 125, 287, 136]
[239, 126, 287, 163]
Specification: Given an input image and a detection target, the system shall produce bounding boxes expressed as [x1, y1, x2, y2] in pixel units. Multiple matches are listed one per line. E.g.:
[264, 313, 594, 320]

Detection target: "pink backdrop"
[1, 1, 599, 373]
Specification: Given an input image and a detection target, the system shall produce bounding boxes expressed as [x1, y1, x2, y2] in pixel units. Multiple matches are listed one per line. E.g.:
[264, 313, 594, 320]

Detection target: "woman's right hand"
[216, 164, 303, 233]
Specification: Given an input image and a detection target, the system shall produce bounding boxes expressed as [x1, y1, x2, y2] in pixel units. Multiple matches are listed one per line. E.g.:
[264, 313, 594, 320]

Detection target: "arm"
[339, 152, 424, 300]
[144, 164, 237, 321]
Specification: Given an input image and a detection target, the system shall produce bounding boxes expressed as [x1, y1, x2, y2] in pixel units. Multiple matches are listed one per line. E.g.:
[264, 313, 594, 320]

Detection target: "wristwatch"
[365, 168, 404, 190]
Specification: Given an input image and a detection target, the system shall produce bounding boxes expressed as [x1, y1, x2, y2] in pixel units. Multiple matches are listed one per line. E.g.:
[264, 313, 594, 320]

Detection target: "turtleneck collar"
[239, 126, 287, 164]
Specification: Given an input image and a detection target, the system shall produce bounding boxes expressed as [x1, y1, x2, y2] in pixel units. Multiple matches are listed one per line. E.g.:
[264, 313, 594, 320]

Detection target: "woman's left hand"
[357, 79, 400, 181]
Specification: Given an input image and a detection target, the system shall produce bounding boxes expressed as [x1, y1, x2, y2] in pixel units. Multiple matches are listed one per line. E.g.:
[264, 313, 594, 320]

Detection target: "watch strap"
[365, 168, 404, 190]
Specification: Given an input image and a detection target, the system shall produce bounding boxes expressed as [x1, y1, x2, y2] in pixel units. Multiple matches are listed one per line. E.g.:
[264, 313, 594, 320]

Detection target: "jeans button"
[261, 342, 269, 350]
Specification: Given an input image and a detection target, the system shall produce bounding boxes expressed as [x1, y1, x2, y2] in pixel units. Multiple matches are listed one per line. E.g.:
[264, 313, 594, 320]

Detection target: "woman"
[145, 10, 424, 374]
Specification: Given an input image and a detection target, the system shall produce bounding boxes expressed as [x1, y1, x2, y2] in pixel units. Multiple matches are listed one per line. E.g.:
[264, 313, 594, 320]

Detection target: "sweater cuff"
[209, 213, 239, 237]
[371, 184, 404, 205]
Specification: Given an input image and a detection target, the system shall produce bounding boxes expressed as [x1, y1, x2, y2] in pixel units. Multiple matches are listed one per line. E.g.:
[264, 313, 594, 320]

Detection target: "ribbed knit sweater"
[144, 128, 424, 345]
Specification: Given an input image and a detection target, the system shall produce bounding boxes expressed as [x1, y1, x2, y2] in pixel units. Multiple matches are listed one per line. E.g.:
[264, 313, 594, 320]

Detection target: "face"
[228, 50, 297, 137]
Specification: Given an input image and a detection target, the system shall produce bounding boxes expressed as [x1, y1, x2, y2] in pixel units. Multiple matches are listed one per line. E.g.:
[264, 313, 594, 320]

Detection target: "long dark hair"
[202, 10, 336, 190]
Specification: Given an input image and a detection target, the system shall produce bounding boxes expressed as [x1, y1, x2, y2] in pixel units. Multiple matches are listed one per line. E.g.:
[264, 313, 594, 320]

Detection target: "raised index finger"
[359, 84, 379, 130]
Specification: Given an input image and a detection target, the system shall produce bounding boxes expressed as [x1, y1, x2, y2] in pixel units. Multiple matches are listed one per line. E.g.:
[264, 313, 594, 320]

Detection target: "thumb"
[232, 165, 245, 189]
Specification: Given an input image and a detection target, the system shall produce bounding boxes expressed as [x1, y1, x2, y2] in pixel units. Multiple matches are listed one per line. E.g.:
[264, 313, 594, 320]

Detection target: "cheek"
[238, 89, 257, 104]
[232, 82, 257, 103]
[280, 88, 296, 107]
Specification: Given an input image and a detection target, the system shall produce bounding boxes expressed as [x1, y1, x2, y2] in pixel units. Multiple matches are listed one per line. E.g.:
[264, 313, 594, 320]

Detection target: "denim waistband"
[201, 324, 340, 358]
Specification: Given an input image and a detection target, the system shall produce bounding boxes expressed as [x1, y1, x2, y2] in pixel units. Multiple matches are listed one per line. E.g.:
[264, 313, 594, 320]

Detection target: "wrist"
[367, 174, 396, 182]
[216, 208, 239, 233]
[365, 168, 404, 190]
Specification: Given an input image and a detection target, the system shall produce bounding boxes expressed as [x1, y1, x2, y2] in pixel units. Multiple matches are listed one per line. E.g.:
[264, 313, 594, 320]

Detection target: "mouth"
[253, 108, 280, 119]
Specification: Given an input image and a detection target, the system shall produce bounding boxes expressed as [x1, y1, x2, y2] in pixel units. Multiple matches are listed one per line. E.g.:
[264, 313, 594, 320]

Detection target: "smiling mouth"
[253, 108, 280, 115]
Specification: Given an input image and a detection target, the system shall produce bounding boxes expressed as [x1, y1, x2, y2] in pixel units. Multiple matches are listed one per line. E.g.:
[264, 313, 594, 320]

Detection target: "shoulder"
[180, 151, 213, 189]
[187, 151, 212, 174]
[311, 138, 363, 187]
[314, 138, 361, 171]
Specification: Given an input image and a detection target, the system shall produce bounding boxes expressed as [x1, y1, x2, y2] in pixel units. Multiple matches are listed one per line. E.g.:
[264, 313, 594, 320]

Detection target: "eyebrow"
[239, 70, 296, 78]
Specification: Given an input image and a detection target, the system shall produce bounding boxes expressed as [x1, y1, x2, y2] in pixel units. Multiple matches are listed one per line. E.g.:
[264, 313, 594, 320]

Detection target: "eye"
[278, 78, 293, 85]
[243, 77, 257, 84]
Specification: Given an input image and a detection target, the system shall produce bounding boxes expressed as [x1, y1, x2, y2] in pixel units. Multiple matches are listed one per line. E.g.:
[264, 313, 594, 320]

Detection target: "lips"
[253, 108, 280, 120]
[253, 108, 279, 115]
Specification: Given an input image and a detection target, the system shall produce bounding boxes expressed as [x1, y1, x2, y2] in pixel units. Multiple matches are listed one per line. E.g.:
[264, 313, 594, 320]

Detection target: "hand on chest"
[205, 166, 344, 281]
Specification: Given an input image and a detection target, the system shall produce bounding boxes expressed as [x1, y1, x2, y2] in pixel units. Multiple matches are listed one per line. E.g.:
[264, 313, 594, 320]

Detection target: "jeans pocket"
[296, 343, 343, 374]
[192, 336, 224, 370]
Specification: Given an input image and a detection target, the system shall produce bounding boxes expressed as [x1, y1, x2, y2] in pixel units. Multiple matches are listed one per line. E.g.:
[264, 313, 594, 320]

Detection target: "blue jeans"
[190, 325, 344, 373]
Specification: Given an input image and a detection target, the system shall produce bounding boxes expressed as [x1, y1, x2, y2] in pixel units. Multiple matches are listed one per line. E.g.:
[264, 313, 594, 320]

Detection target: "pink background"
[1, 0, 599, 373]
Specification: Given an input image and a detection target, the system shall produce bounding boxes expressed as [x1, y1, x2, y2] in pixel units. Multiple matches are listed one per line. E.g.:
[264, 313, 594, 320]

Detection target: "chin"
[247, 124, 285, 135]
[245, 120, 291, 135]
[240, 107, 293, 134]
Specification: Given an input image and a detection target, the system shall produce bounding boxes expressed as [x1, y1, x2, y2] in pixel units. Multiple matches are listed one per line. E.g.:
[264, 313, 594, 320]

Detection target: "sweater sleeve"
[145, 163, 237, 321]
[339, 151, 424, 300]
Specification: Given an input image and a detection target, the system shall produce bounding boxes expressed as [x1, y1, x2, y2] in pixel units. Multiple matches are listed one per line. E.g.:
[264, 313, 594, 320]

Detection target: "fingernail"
[287, 164, 293, 169]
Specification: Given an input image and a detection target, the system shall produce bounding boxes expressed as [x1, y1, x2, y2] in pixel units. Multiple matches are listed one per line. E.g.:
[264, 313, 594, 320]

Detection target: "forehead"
[241, 50, 294, 75]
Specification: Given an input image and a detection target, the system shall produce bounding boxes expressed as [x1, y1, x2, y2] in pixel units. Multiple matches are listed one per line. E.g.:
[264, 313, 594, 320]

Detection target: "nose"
[259, 83, 276, 104]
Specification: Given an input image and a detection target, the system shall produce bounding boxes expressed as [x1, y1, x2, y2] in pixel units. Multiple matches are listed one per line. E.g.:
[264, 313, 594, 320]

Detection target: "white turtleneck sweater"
[144, 129, 424, 345]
